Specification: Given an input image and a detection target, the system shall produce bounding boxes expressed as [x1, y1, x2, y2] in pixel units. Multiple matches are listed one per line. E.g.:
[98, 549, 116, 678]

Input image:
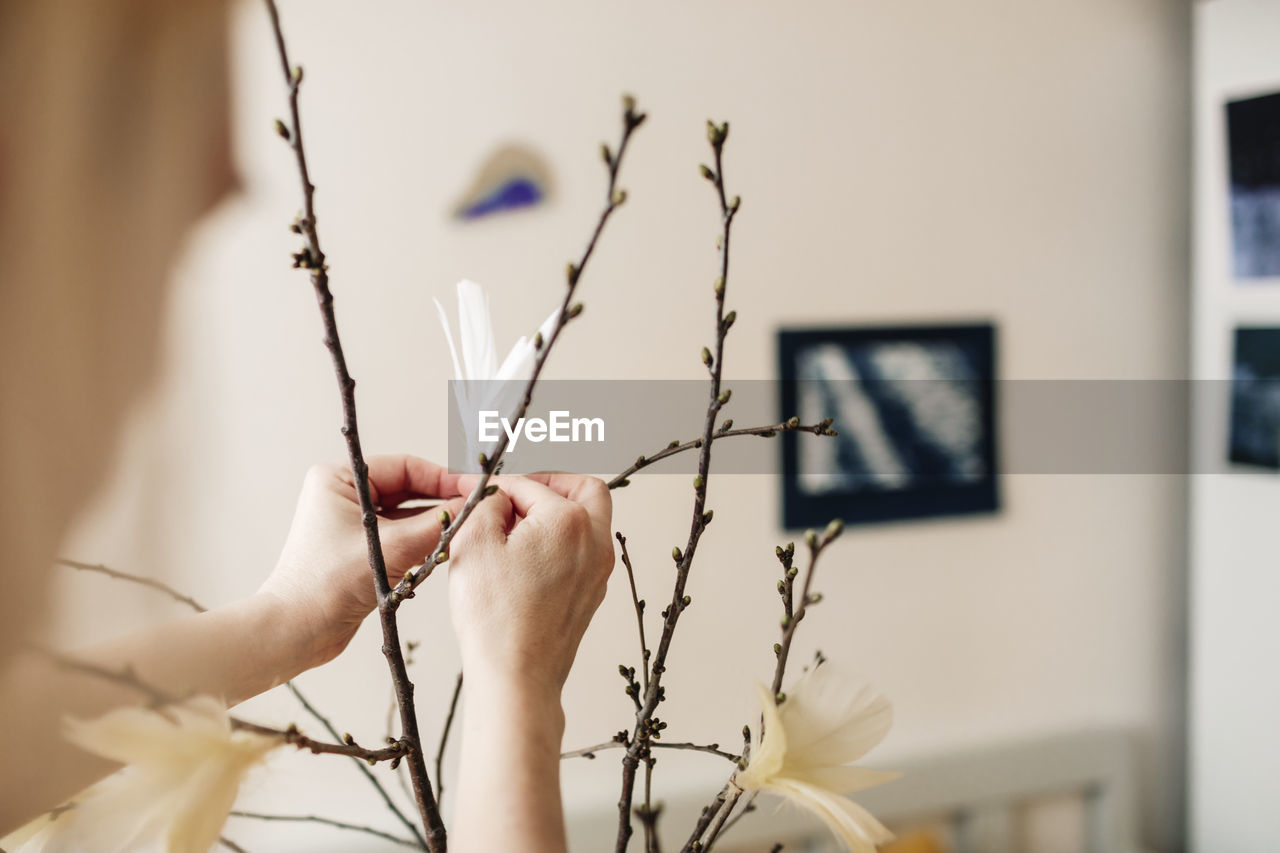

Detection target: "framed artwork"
[1226, 91, 1280, 279]
[1229, 326, 1280, 469]
[778, 323, 999, 528]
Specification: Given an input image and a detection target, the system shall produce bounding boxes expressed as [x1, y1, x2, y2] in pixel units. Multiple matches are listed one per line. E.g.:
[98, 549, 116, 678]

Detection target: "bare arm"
[0, 455, 463, 836]
[444, 473, 614, 853]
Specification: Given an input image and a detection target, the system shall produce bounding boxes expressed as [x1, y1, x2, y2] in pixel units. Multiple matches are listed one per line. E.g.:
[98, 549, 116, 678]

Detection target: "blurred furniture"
[568, 727, 1147, 853]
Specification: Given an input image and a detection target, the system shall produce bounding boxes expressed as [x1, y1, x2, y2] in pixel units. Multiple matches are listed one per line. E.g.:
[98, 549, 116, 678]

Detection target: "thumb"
[381, 497, 466, 562]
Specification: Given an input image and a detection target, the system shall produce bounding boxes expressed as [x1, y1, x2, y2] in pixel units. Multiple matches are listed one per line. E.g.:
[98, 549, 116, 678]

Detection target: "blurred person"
[0, 2, 614, 850]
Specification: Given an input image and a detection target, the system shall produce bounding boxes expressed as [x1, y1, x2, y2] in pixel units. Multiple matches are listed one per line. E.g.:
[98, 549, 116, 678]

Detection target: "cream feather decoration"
[731, 665, 900, 853]
[2, 696, 280, 853]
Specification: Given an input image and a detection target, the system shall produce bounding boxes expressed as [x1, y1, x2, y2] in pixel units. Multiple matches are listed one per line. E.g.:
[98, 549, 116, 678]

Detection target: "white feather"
[3, 697, 279, 853]
[732, 666, 898, 852]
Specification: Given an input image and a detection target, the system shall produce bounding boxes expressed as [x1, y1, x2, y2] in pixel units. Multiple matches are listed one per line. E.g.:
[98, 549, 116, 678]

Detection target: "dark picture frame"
[778, 323, 999, 529]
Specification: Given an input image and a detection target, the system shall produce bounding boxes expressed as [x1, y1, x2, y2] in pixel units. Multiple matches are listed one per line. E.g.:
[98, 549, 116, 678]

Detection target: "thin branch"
[56, 558, 208, 613]
[283, 681, 427, 848]
[57, 555, 427, 847]
[771, 526, 840, 699]
[618, 120, 739, 853]
[563, 740, 738, 763]
[394, 97, 645, 598]
[616, 533, 650, 692]
[690, 526, 844, 853]
[220, 837, 251, 853]
[261, 3, 444, 846]
[230, 811, 418, 848]
[40, 651, 411, 764]
[607, 420, 835, 490]
[435, 672, 463, 809]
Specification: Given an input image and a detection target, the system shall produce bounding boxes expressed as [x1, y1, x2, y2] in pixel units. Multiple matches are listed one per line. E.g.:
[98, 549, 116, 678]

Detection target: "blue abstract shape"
[456, 176, 545, 220]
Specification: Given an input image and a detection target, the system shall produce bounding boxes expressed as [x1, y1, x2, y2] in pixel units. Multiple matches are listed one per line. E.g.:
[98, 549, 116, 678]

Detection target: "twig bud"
[701, 347, 713, 367]
[616, 478, 630, 488]
[717, 389, 732, 405]
[403, 569, 414, 583]
[804, 529, 818, 549]
[435, 551, 449, 564]
[439, 509, 452, 526]
[343, 733, 355, 745]
[623, 94, 637, 114]
[667, 439, 680, 449]
[819, 416, 835, 428]
[699, 164, 715, 182]
[534, 331, 543, 350]
[781, 615, 792, 629]
[824, 519, 845, 542]
[682, 594, 691, 607]
[702, 510, 714, 526]
[601, 143, 613, 166]
[787, 567, 798, 579]
[773, 642, 782, 655]
[723, 310, 737, 329]
[713, 277, 725, 296]
[567, 302, 584, 319]
[566, 262, 580, 286]
[612, 189, 628, 206]
[672, 546, 683, 562]
[777, 580, 785, 594]
[775, 545, 784, 558]
[291, 66, 304, 84]
[729, 195, 741, 213]
[706, 120, 721, 145]
[273, 119, 291, 140]
[808, 592, 824, 605]
[776, 691, 786, 704]
[786, 416, 800, 429]
[478, 452, 488, 468]
[484, 484, 499, 497]
[693, 474, 704, 490]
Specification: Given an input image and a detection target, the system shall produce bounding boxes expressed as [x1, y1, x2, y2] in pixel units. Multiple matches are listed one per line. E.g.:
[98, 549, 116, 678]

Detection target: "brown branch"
[56, 558, 208, 613]
[434, 672, 463, 809]
[617, 121, 740, 853]
[393, 97, 646, 599]
[563, 740, 738, 763]
[230, 811, 418, 848]
[219, 837, 251, 853]
[607, 419, 835, 490]
[771, 524, 841, 699]
[616, 532, 650, 693]
[260, 3, 444, 846]
[689, 526, 844, 853]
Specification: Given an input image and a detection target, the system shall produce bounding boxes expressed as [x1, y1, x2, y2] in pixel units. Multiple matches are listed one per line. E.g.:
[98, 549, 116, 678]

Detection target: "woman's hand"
[259, 455, 465, 669]
[443, 471, 614, 853]
[444, 472, 615, 699]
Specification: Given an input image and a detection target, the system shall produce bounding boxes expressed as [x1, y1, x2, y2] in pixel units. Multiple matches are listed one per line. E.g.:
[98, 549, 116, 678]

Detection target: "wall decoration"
[778, 323, 998, 528]
[1229, 326, 1280, 469]
[451, 143, 552, 220]
[1226, 91, 1280, 279]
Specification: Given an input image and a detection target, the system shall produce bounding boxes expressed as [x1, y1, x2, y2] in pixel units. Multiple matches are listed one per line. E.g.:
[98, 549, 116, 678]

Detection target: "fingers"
[454, 474, 570, 520]
[362, 455, 452, 508]
[521, 472, 611, 527]
[452, 488, 514, 546]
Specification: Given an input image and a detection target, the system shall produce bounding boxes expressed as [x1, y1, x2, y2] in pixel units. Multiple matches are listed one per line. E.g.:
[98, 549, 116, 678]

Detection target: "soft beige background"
[55, 0, 1192, 849]
[1190, 1, 1280, 850]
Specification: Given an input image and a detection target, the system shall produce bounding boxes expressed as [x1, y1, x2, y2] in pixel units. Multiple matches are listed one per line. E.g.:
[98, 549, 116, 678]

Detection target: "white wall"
[59, 1, 1192, 849]
[1189, 2, 1280, 850]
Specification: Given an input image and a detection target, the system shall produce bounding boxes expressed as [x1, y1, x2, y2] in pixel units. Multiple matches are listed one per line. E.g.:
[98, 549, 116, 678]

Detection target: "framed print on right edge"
[778, 323, 999, 529]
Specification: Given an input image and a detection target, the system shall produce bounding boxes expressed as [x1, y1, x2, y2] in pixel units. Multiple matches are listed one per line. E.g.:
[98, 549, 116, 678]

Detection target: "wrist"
[462, 667, 566, 735]
[248, 589, 333, 675]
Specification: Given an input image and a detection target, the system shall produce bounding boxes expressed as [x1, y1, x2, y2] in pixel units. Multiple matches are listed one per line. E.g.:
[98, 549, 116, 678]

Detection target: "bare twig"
[607, 419, 835, 490]
[563, 740, 738, 763]
[261, 3, 444, 846]
[435, 672, 463, 809]
[616, 533, 650, 692]
[219, 837, 251, 853]
[393, 97, 646, 599]
[230, 811, 418, 848]
[56, 558, 208, 613]
[617, 120, 740, 853]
